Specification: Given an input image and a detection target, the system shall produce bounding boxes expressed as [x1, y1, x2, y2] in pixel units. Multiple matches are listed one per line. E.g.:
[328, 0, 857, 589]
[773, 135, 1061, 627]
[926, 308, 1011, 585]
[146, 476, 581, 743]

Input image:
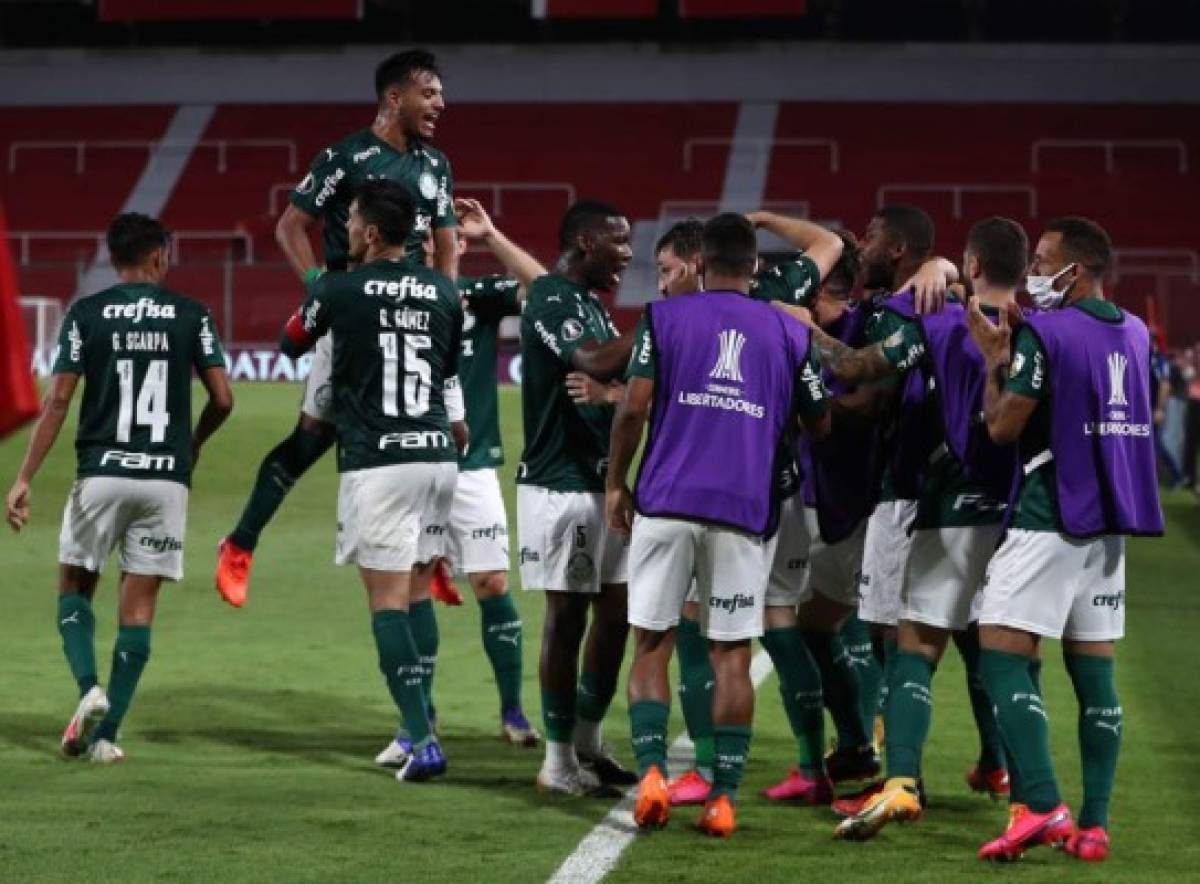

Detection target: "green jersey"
[289, 129, 454, 270]
[288, 257, 463, 472]
[1004, 297, 1124, 532]
[877, 304, 1007, 529]
[865, 304, 917, 503]
[458, 274, 522, 471]
[518, 274, 620, 493]
[52, 282, 226, 486]
[748, 254, 822, 307]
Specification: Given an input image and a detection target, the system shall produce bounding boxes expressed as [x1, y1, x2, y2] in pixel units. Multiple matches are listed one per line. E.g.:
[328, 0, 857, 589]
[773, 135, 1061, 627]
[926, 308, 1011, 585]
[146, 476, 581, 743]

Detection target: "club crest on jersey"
[418, 172, 438, 200]
[561, 318, 584, 342]
[1107, 352, 1129, 407]
[709, 329, 746, 383]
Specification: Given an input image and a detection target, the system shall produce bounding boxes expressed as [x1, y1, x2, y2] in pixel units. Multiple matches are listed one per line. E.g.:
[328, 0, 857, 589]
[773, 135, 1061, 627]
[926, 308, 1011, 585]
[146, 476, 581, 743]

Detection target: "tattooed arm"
[807, 323, 898, 386]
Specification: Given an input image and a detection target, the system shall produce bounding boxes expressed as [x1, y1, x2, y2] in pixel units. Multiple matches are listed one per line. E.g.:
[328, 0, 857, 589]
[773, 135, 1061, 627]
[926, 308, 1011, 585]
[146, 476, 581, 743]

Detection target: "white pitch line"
[547, 651, 775, 884]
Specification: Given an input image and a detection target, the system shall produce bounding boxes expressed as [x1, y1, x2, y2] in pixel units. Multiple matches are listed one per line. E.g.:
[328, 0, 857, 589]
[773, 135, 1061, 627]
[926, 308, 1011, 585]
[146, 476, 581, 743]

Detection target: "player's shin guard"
[955, 627, 1007, 773]
[979, 649, 1061, 813]
[92, 626, 150, 743]
[372, 609, 431, 744]
[842, 616, 883, 739]
[408, 599, 439, 721]
[1065, 653, 1121, 830]
[760, 627, 825, 775]
[629, 700, 670, 777]
[676, 617, 716, 776]
[480, 593, 523, 712]
[802, 629, 870, 750]
[712, 725, 751, 803]
[883, 652, 934, 779]
[57, 593, 98, 696]
[229, 425, 333, 552]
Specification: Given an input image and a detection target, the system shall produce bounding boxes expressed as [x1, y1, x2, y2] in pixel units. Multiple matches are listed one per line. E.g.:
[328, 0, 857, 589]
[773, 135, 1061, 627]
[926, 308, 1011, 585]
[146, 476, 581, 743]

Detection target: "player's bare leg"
[537, 591, 599, 794]
[575, 583, 636, 785]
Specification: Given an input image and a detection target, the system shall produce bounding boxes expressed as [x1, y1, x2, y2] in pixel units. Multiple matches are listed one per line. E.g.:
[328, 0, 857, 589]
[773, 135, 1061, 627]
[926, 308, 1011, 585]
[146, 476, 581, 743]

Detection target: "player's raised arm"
[455, 197, 546, 294]
[5, 372, 80, 532]
[276, 204, 323, 284]
[748, 210, 844, 281]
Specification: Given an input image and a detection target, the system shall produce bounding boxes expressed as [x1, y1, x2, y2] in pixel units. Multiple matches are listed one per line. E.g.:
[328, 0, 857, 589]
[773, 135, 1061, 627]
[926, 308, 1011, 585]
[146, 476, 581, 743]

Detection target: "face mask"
[1026, 263, 1076, 310]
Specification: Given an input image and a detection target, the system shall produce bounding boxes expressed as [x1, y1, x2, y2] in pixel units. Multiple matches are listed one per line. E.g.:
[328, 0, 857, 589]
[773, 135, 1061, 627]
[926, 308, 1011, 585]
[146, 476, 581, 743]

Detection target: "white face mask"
[1026, 263, 1076, 311]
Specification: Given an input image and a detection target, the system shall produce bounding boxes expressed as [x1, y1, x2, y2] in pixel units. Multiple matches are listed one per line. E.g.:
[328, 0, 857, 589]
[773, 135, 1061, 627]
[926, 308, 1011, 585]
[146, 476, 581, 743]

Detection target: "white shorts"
[978, 530, 1126, 642]
[516, 486, 629, 593]
[799, 507, 867, 608]
[336, 462, 457, 571]
[901, 524, 1002, 632]
[628, 515, 770, 641]
[765, 494, 812, 608]
[446, 468, 510, 574]
[59, 476, 188, 581]
[301, 332, 334, 421]
[859, 499, 918, 626]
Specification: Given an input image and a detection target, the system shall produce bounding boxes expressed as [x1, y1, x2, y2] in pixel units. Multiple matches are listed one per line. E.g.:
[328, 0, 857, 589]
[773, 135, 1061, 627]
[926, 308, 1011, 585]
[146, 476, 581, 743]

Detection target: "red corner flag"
[0, 203, 39, 438]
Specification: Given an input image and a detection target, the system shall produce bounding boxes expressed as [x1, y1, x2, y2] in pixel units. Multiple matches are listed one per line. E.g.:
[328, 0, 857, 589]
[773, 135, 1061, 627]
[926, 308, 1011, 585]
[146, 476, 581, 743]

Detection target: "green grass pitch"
[1, 382, 1198, 882]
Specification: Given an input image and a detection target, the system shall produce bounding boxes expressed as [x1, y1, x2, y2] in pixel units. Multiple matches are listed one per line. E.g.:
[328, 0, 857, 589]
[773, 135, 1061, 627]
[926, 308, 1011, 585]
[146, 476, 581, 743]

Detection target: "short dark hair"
[876, 205, 935, 259]
[823, 228, 861, 296]
[1044, 216, 1112, 276]
[354, 179, 416, 247]
[107, 213, 170, 269]
[702, 212, 757, 278]
[559, 200, 625, 251]
[967, 217, 1029, 288]
[375, 49, 439, 99]
[655, 218, 704, 260]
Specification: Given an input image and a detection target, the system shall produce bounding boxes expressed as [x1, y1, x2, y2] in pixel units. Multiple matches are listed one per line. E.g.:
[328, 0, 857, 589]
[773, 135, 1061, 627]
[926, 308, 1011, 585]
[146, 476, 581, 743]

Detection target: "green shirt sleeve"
[1005, 327, 1047, 400]
[289, 144, 350, 219]
[749, 255, 821, 306]
[879, 319, 926, 372]
[625, 312, 655, 381]
[525, 281, 595, 366]
[432, 157, 455, 229]
[794, 346, 831, 419]
[192, 307, 227, 372]
[51, 305, 85, 375]
[465, 275, 522, 322]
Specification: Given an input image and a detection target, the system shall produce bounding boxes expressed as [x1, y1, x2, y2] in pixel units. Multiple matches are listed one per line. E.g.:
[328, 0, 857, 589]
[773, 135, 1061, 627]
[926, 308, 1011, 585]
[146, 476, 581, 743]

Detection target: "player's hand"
[6, 480, 30, 532]
[566, 372, 615, 405]
[771, 301, 814, 326]
[903, 259, 951, 314]
[606, 486, 634, 537]
[454, 198, 496, 240]
[966, 299, 1013, 369]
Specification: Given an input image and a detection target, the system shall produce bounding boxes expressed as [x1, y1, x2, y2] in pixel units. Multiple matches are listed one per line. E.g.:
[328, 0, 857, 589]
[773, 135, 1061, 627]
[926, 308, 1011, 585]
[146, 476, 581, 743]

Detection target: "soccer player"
[217, 48, 457, 605]
[966, 218, 1162, 861]
[518, 200, 637, 795]
[822, 217, 1028, 840]
[279, 179, 462, 782]
[5, 213, 233, 762]
[634, 212, 849, 807]
[395, 198, 545, 750]
[607, 213, 832, 836]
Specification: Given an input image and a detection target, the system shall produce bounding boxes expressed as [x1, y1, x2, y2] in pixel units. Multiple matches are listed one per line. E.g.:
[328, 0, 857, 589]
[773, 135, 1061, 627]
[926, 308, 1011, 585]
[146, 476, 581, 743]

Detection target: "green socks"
[230, 424, 333, 551]
[408, 599, 439, 721]
[577, 669, 617, 725]
[802, 629, 870, 750]
[541, 689, 576, 744]
[883, 651, 934, 779]
[954, 628, 1007, 772]
[629, 699, 670, 777]
[760, 627, 826, 776]
[371, 609, 431, 745]
[1065, 653, 1122, 830]
[93, 625, 150, 743]
[57, 593, 98, 696]
[712, 725, 752, 802]
[676, 617, 715, 777]
[980, 648, 1061, 813]
[841, 615, 884, 738]
[479, 593, 524, 713]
